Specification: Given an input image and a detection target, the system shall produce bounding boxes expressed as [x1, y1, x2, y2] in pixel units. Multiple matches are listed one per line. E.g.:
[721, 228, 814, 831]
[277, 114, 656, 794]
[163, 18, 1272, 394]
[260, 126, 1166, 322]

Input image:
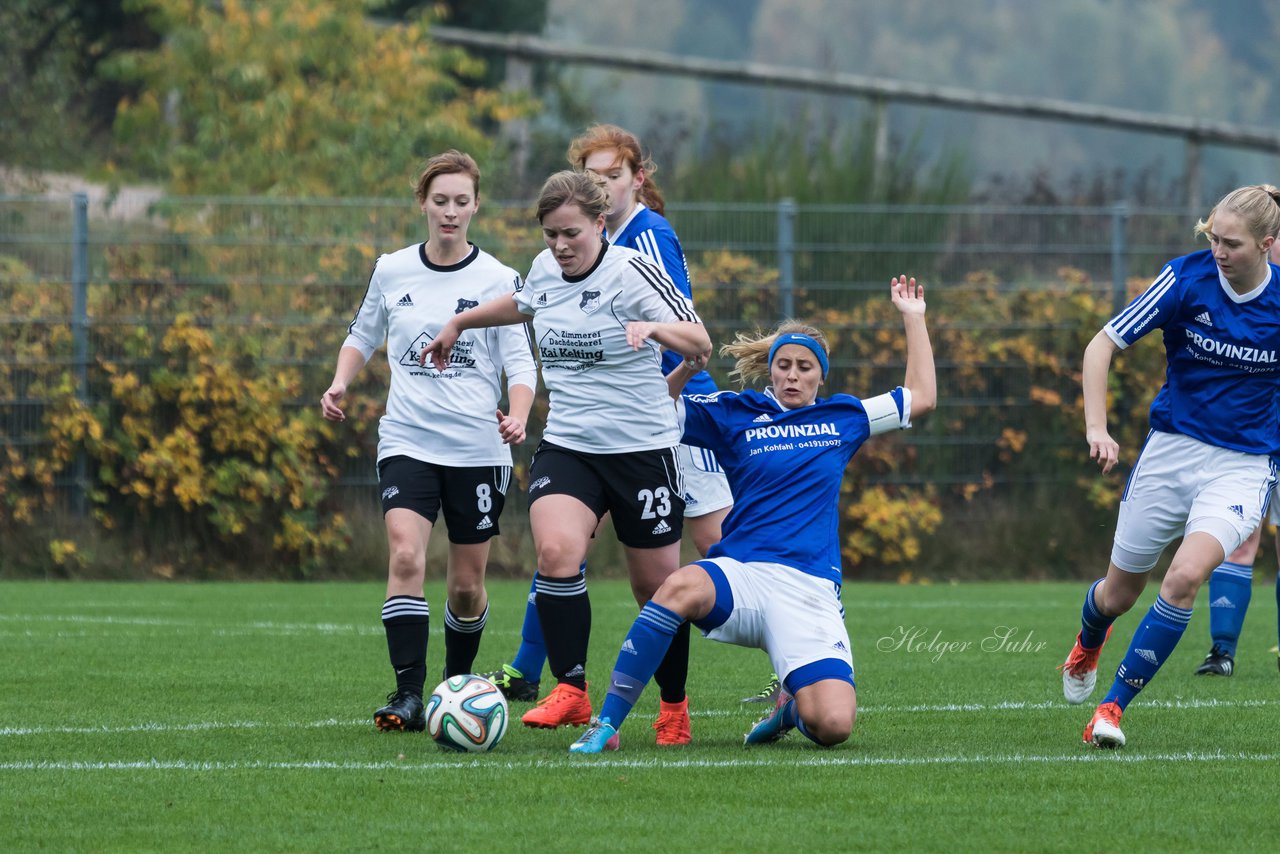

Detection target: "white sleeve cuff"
[342, 334, 377, 361]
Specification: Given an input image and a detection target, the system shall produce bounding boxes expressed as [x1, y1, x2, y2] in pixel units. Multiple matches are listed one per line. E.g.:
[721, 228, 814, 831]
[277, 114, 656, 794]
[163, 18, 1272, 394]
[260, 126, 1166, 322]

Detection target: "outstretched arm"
[625, 320, 712, 361]
[890, 275, 936, 419]
[420, 294, 528, 371]
[1082, 329, 1121, 473]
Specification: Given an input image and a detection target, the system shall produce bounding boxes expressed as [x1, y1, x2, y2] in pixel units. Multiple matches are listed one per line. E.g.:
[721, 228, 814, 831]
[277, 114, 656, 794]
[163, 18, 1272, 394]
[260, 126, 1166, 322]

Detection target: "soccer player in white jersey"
[320, 151, 537, 733]
[1059, 184, 1280, 748]
[421, 170, 711, 744]
[1190, 236, 1280, 678]
[480, 125, 744, 737]
[569, 276, 936, 753]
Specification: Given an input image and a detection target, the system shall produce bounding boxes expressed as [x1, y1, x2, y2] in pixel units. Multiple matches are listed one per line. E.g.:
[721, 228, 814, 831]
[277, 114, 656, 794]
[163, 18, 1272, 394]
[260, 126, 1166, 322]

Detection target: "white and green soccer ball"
[425, 674, 509, 752]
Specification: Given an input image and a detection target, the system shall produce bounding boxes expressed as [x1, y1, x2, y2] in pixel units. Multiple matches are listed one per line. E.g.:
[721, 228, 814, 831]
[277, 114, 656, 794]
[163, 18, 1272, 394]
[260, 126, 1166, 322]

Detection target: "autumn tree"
[104, 0, 532, 196]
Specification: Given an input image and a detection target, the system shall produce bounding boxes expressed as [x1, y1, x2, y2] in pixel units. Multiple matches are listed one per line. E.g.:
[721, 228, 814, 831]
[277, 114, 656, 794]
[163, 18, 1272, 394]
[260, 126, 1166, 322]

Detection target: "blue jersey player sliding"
[1059, 184, 1280, 748]
[569, 275, 936, 753]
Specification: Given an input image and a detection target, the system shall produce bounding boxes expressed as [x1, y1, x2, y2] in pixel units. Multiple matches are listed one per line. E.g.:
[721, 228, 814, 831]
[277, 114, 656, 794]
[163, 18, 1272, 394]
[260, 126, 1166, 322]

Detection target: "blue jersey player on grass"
[568, 275, 936, 753]
[1059, 184, 1280, 749]
[1190, 236, 1280, 679]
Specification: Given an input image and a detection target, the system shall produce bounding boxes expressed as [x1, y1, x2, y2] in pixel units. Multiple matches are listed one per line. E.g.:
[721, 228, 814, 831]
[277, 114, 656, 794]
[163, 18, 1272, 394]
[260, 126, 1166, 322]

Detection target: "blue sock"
[1103, 596, 1192, 711]
[1207, 561, 1253, 656]
[1276, 571, 1280, 652]
[510, 562, 586, 681]
[1080, 579, 1115, 649]
[598, 601, 682, 729]
[509, 576, 546, 680]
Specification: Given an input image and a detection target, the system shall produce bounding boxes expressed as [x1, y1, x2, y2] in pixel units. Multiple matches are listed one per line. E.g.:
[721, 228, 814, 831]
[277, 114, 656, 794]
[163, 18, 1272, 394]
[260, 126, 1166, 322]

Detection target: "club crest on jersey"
[455, 298, 479, 315]
[579, 289, 602, 314]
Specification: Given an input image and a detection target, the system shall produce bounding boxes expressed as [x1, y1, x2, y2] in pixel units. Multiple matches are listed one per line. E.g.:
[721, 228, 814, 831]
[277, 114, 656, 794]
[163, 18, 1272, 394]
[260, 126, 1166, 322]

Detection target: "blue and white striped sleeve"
[1104, 265, 1178, 349]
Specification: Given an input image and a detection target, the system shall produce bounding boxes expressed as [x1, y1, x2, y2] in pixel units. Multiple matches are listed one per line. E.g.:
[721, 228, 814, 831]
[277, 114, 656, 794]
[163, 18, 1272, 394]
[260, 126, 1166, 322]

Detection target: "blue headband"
[768, 333, 829, 377]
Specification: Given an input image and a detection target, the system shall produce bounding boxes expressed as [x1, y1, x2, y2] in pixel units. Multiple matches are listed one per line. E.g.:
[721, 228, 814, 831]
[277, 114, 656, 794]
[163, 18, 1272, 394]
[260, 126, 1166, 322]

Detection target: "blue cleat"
[743, 693, 795, 745]
[569, 717, 620, 754]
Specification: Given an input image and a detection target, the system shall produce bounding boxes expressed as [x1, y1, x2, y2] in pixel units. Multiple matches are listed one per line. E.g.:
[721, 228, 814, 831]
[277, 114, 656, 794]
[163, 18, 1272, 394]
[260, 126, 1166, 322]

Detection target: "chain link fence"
[1, 191, 1195, 517]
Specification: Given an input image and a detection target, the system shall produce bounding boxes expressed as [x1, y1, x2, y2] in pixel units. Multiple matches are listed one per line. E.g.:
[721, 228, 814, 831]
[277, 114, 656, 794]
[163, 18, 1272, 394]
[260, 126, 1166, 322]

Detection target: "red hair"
[566, 124, 665, 216]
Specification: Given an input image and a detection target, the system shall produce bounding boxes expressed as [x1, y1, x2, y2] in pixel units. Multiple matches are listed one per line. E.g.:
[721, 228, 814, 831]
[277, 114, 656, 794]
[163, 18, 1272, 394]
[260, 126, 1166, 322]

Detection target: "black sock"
[653, 619, 690, 704]
[534, 572, 590, 690]
[443, 601, 488, 677]
[382, 595, 429, 697]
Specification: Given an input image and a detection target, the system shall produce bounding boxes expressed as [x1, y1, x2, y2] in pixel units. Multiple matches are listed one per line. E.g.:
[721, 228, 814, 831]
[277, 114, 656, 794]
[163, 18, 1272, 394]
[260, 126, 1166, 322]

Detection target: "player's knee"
[803, 707, 854, 746]
[446, 580, 484, 612]
[653, 566, 711, 619]
[387, 546, 424, 584]
[534, 539, 584, 576]
[1159, 564, 1202, 607]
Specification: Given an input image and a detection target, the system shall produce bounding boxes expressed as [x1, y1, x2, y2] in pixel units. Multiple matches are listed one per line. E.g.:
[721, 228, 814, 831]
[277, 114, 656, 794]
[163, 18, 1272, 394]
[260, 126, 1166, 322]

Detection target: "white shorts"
[1267, 481, 1280, 526]
[1112, 431, 1276, 572]
[677, 443, 733, 518]
[696, 556, 853, 689]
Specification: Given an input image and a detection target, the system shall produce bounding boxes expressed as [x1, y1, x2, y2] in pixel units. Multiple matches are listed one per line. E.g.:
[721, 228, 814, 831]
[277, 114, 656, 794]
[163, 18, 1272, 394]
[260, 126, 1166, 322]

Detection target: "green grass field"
[2, 578, 1279, 852]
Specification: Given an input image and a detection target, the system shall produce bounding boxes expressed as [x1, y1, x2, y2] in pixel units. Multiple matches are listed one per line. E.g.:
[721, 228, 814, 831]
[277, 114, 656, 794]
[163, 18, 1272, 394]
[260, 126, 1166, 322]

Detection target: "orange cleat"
[1082, 701, 1125, 748]
[521, 682, 592, 729]
[1058, 626, 1112, 705]
[653, 697, 692, 746]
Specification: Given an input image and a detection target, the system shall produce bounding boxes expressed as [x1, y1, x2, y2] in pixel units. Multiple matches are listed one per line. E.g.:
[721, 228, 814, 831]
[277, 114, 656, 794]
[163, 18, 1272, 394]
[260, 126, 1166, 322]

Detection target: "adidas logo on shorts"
[832, 640, 847, 652]
[1228, 504, 1244, 520]
[1194, 311, 1212, 327]
[651, 519, 672, 535]
[1135, 648, 1159, 665]
[397, 293, 413, 306]
[476, 515, 493, 530]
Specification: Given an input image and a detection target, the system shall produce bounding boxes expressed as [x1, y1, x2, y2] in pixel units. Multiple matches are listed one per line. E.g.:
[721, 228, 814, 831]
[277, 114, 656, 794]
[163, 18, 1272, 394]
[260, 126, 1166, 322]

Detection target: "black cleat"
[478, 663, 540, 702]
[1194, 645, 1235, 677]
[374, 690, 426, 732]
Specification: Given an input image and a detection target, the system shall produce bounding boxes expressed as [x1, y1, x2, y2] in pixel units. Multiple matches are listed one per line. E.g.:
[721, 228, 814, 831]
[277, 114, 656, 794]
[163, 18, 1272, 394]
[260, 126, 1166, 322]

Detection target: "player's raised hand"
[1086, 427, 1120, 474]
[891, 275, 926, 315]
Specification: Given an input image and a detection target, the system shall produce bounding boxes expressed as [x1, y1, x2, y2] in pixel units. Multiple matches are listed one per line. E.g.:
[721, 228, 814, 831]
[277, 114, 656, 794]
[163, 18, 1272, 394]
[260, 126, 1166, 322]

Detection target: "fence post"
[72, 192, 89, 517]
[1110, 201, 1129, 317]
[777, 197, 796, 320]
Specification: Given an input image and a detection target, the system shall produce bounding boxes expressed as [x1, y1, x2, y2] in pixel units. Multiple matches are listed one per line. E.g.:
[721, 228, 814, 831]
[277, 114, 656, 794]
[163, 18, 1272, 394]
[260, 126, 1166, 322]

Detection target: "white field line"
[2, 750, 1278, 772]
[0, 614, 528, 638]
[3, 697, 1275, 738]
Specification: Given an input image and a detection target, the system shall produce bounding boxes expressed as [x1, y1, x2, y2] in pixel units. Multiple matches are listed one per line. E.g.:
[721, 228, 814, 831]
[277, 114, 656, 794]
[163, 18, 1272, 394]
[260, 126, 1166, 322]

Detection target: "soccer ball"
[425, 674, 509, 753]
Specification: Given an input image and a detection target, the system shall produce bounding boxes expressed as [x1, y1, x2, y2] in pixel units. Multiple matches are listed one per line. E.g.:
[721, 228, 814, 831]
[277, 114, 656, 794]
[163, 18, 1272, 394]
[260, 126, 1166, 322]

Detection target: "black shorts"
[527, 441, 684, 548]
[377, 456, 511, 545]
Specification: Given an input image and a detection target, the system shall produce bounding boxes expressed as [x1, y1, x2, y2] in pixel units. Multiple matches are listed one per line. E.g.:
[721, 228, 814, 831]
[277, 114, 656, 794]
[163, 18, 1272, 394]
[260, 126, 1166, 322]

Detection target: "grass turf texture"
[2, 579, 1278, 851]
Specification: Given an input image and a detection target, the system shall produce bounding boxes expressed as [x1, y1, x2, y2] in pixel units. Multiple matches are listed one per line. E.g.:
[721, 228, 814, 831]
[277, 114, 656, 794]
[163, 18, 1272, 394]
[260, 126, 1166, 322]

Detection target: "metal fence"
[0, 191, 1198, 514]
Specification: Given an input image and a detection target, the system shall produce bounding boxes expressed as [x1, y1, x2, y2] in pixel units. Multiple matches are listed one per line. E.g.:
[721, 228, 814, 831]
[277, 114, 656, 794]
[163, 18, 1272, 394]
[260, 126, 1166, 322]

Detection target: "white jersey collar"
[605, 203, 647, 241]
